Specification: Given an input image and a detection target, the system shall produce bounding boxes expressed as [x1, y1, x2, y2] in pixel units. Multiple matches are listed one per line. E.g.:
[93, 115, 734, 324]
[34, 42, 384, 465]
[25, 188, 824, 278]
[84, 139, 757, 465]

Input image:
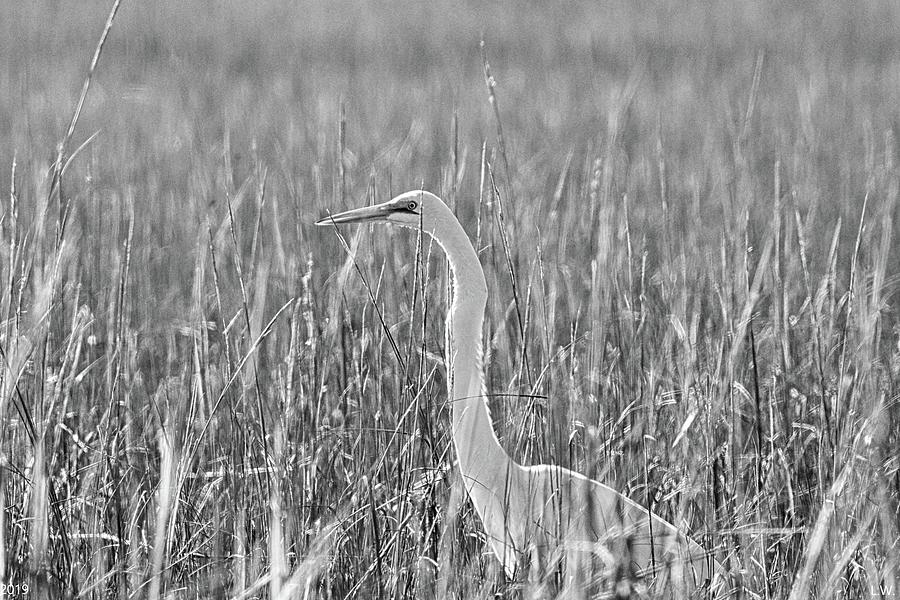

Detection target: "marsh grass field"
[2, 0, 900, 597]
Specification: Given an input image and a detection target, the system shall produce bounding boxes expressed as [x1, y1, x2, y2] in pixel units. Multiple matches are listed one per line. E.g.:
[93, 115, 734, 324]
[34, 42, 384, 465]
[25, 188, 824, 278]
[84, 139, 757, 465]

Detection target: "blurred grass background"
[1, 0, 899, 598]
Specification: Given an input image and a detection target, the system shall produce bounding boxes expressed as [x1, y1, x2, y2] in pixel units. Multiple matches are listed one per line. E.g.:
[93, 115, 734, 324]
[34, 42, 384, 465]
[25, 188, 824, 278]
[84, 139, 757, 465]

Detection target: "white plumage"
[317, 190, 722, 595]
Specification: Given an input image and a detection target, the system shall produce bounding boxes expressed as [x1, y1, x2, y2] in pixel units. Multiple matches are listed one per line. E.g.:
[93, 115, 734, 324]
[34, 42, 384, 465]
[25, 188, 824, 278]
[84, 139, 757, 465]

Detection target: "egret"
[316, 191, 721, 594]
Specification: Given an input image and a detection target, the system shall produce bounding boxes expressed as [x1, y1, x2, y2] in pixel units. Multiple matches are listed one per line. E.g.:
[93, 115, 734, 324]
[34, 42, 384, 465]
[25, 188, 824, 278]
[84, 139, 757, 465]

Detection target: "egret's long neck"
[430, 220, 511, 479]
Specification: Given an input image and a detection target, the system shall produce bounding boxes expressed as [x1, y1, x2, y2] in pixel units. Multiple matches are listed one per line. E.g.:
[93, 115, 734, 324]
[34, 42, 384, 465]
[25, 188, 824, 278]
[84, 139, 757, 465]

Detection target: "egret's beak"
[314, 203, 390, 226]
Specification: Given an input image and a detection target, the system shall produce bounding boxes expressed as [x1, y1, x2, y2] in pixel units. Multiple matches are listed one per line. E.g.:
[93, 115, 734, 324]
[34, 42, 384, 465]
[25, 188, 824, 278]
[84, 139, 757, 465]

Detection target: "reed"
[1, 0, 898, 597]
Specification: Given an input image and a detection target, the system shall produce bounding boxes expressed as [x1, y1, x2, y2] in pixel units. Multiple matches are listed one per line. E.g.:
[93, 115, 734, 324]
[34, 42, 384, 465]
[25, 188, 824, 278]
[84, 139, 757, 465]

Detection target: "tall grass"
[1, 0, 899, 597]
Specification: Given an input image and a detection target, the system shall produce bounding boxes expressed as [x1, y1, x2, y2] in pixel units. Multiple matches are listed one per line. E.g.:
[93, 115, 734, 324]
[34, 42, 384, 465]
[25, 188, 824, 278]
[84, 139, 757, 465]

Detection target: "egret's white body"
[317, 191, 721, 594]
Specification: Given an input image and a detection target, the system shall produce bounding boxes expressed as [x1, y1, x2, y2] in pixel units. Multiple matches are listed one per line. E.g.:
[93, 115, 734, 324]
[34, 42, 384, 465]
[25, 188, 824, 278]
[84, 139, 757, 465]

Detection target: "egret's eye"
[407, 201, 418, 211]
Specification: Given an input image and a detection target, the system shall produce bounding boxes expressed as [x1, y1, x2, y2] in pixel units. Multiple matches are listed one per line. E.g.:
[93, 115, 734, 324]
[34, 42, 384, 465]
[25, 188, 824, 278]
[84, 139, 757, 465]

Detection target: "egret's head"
[316, 189, 484, 294]
[314, 190, 448, 232]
